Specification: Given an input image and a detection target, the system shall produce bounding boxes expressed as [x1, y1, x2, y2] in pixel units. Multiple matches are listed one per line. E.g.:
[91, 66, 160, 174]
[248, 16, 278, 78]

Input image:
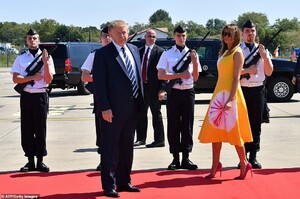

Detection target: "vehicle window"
[197, 46, 213, 60]
[69, 45, 92, 67]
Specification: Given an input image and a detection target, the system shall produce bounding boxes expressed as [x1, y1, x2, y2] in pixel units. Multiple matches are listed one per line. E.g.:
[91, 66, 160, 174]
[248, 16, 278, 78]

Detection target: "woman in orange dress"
[198, 24, 253, 179]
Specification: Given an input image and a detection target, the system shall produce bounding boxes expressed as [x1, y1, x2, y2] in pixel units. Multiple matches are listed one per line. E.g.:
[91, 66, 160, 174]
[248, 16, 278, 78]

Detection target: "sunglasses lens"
[222, 32, 231, 37]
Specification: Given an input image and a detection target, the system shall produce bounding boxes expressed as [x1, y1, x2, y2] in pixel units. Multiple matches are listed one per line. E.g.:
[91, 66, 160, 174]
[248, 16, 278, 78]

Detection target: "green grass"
[0, 54, 17, 67]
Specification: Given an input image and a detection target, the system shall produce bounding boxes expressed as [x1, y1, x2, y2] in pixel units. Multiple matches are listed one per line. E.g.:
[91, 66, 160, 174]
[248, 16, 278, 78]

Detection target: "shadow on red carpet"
[0, 168, 299, 199]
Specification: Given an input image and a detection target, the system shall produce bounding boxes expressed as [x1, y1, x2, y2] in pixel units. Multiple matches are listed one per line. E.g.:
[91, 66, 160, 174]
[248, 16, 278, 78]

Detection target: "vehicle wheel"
[77, 80, 90, 95]
[267, 77, 294, 102]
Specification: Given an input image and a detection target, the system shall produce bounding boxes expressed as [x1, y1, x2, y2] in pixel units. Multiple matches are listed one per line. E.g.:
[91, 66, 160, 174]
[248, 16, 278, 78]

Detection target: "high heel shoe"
[205, 162, 222, 179]
[234, 162, 253, 180]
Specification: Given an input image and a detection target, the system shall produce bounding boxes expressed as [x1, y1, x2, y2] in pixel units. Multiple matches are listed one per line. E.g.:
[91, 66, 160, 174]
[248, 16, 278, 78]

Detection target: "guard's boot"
[20, 156, 35, 172]
[181, 152, 198, 170]
[36, 156, 50, 172]
[249, 152, 262, 169]
[168, 153, 180, 170]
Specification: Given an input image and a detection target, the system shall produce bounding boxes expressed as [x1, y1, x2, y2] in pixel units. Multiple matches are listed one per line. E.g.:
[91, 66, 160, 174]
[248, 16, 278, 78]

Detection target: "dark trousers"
[100, 103, 138, 190]
[93, 97, 101, 154]
[242, 86, 264, 154]
[166, 88, 195, 154]
[262, 86, 270, 122]
[136, 83, 164, 143]
[20, 92, 48, 157]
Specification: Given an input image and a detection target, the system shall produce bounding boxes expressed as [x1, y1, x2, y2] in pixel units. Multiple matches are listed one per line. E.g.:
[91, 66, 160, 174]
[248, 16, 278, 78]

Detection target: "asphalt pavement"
[0, 67, 299, 173]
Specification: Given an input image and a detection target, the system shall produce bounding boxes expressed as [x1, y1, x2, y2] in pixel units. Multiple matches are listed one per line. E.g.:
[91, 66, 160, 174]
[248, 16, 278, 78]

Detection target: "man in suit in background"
[134, 29, 165, 148]
[93, 20, 143, 198]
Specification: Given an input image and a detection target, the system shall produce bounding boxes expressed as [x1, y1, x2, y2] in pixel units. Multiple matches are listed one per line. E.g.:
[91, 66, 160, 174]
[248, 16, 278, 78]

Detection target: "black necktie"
[121, 47, 138, 98]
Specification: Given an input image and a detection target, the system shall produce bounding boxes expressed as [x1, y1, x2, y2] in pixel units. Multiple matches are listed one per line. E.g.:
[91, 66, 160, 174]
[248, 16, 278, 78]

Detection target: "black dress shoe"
[249, 158, 262, 169]
[96, 163, 101, 171]
[134, 141, 145, 146]
[36, 162, 50, 172]
[167, 161, 181, 170]
[20, 163, 35, 172]
[146, 141, 165, 148]
[181, 159, 198, 170]
[104, 189, 119, 198]
[117, 184, 140, 192]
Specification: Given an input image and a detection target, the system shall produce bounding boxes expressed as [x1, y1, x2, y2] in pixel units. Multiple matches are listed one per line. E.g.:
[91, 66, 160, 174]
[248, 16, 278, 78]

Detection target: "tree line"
[1, 9, 300, 58]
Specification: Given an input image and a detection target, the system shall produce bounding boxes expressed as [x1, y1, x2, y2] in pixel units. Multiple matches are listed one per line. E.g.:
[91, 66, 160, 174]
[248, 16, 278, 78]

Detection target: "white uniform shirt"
[81, 51, 95, 73]
[240, 42, 270, 85]
[10, 49, 55, 89]
[157, 45, 202, 86]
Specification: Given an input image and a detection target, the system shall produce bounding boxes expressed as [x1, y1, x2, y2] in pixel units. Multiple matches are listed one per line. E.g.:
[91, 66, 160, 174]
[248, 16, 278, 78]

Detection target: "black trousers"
[20, 92, 48, 157]
[93, 96, 101, 154]
[100, 101, 139, 190]
[136, 83, 164, 143]
[166, 88, 195, 154]
[242, 86, 264, 154]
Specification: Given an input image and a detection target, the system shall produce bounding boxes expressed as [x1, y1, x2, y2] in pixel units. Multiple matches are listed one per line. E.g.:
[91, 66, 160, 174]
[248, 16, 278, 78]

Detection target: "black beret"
[174, 25, 186, 34]
[101, 26, 108, 34]
[27, 28, 38, 35]
[242, 20, 255, 29]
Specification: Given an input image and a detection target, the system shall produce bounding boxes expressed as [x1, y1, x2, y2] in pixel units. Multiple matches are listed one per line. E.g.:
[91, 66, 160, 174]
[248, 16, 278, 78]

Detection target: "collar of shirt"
[240, 42, 258, 54]
[112, 41, 137, 76]
[112, 40, 126, 54]
[145, 44, 154, 52]
[171, 45, 189, 54]
[25, 49, 42, 57]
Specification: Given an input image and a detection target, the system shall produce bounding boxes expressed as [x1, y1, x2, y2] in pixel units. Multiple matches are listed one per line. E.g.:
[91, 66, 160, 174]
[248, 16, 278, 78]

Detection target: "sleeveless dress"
[198, 47, 252, 147]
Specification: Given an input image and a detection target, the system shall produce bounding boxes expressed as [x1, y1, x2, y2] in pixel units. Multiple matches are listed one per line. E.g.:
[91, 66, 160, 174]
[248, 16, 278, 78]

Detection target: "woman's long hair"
[219, 24, 241, 57]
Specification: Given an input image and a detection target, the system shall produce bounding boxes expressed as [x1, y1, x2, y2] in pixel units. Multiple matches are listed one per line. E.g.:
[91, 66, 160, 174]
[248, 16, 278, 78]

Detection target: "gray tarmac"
[0, 67, 299, 173]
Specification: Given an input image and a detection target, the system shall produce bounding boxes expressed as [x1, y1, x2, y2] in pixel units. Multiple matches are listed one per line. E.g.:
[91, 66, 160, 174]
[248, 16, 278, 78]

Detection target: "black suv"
[130, 38, 299, 102]
[39, 42, 101, 94]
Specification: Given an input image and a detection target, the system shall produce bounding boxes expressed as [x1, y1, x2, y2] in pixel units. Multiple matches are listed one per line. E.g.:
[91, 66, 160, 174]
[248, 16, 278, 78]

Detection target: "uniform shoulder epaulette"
[19, 50, 26, 55]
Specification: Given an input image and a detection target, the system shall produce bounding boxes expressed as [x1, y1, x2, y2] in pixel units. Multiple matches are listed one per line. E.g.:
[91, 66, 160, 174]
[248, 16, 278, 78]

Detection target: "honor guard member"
[240, 20, 273, 169]
[10, 28, 55, 172]
[157, 25, 201, 170]
[81, 26, 111, 171]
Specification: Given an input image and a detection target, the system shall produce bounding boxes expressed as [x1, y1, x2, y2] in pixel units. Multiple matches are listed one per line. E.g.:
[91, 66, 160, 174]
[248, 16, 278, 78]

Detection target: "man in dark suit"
[93, 20, 143, 198]
[93, 20, 143, 197]
[134, 29, 165, 148]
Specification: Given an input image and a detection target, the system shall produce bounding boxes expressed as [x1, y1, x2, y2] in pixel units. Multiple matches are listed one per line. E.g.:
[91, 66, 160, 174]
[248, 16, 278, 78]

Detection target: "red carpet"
[1, 168, 299, 199]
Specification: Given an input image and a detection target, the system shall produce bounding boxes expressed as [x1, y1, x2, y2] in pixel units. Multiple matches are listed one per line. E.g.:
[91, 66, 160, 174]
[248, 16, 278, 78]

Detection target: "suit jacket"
[93, 42, 143, 119]
[140, 44, 164, 95]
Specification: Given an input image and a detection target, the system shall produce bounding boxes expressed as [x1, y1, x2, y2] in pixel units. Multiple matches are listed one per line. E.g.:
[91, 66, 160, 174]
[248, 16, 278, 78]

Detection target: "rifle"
[241, 28, 282, 80]
[14, 38, 61, 94]
[163, 31, 210, 93]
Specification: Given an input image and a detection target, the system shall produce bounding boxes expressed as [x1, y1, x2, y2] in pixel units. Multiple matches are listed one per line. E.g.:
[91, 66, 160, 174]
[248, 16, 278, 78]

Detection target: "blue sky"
[1, 0, 298, 28]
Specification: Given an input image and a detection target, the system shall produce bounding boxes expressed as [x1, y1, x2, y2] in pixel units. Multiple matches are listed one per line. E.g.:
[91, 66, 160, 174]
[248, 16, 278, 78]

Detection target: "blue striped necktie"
[121, 47, 138, 98]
